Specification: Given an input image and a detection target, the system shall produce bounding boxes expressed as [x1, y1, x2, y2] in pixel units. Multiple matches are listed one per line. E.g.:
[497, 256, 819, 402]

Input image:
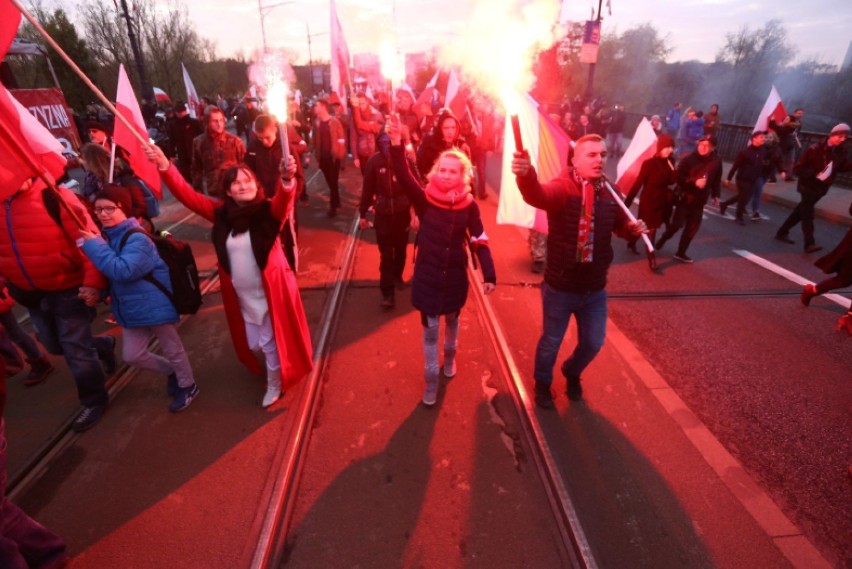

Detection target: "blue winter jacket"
[81, 218, 178, 328]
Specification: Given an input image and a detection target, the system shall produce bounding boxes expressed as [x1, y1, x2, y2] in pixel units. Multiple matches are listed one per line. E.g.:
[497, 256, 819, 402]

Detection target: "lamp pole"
[584, 0, 604, 100]
[258, 0, 294, 52]
[306, 24, 328, 94]
[118, 0, 152, 101]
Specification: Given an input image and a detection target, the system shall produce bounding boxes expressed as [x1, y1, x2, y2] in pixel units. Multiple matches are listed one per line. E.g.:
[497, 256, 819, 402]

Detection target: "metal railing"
[623, 113, 851, 189]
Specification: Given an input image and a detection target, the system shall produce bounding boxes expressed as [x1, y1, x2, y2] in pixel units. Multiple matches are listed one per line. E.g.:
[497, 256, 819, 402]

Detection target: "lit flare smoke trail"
[438, 0, 560, 112]
[380, 40, 405, 102]
[248, 52, 294, 156]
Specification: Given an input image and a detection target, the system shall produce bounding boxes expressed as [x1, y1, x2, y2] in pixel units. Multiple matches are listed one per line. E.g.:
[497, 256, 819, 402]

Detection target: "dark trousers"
[778, 185, 827, 246]
[318, 155, 341, 210]
[659, 202, 704, 255]
[721, 179, 755, 220]
[375, 212, 411, 297]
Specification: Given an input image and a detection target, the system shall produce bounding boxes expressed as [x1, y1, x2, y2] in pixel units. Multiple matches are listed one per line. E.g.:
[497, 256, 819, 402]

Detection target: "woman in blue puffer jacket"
[79, 185, 198, 413]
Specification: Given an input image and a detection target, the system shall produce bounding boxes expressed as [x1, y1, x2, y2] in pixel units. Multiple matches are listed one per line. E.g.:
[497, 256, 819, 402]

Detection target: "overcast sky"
[170, 0, 851, 68]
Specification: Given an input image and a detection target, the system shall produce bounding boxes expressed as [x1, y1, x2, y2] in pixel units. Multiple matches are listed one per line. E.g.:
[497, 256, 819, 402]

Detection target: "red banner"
[9, 88, 82, 154]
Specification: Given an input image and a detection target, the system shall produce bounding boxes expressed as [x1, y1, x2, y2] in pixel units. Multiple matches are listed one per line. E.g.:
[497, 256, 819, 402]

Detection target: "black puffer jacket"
[360, 151, 412, 217]
[516, 167, 631, 294]
[390, 146, 495, 315]
[415, 109, 471, 178]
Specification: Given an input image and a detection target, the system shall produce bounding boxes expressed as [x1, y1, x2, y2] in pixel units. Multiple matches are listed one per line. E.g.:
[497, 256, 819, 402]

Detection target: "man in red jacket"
[0, 178, 115, 432]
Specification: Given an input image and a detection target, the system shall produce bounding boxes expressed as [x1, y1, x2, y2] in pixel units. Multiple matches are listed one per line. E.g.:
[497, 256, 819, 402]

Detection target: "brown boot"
[24, 357, 55, 386]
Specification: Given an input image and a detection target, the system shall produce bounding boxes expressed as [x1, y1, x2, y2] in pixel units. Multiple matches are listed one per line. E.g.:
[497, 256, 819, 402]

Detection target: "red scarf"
[574, 172, 597, 263]
[423, 178, 473, 210]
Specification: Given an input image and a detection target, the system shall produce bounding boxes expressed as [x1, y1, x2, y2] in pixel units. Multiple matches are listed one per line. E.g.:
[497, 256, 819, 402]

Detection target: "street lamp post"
[305, 24, 328, 94]
[257, 0, 294, 52]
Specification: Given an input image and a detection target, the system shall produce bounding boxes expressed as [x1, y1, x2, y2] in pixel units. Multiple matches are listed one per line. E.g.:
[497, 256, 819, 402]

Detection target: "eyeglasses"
[94, 206, 117, 214]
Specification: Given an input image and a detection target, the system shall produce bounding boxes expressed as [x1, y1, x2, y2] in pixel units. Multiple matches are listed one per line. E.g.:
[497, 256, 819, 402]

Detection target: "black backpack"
[119, 228, 202, 314]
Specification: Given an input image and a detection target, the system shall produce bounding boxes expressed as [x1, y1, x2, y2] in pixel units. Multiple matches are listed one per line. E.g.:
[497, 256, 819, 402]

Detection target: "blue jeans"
[750, 177, 766, 213]
[27, 288, 109, 408]
[533, 283, 607, 385]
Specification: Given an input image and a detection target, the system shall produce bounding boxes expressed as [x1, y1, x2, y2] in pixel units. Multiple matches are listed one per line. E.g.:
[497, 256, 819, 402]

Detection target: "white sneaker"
[422, 382, 438, 406]
[262, 385, 281, 408]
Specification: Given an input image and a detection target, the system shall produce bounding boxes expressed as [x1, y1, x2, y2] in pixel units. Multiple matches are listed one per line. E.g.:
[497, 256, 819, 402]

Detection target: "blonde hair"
[427, 149, 473, 186]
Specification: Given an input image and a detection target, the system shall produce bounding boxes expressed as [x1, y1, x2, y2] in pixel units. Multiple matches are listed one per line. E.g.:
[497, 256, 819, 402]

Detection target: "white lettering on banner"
[26, 104, 71, 130]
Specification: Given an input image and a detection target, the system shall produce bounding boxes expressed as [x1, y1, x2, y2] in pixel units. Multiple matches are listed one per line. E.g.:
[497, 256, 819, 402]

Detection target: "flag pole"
[10, 0, 149, 148]
[602, 176, 657, 270]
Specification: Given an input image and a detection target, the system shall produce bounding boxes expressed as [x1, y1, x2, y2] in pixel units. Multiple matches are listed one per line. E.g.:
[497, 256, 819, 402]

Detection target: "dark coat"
[516, 167, 632, 294]
[815, 200, 852, 285]
[794, 139, 852, 195]
[625, 155, 677, 229]
[360, 151, 411, 217]
[390, 146, 495, 316]
[676, 151, 722, 204]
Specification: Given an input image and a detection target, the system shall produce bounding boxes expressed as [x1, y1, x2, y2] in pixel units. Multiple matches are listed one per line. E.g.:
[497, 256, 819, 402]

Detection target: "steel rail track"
[249, 212, 361, 568]
[467, 263, 597, 569]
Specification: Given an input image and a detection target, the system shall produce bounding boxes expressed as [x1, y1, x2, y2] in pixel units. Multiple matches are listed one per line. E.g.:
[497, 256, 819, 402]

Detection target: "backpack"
[119, 228, 202, 314]
[133, 177, 161, 219]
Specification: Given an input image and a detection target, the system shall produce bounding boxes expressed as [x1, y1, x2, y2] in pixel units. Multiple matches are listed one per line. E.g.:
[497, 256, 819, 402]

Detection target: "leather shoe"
[533, 382, 554, 409]
[804, 243, 823, 254]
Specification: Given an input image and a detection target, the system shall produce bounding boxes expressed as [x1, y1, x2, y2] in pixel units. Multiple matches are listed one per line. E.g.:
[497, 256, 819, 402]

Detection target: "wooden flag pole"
[11, 0, 149, 148]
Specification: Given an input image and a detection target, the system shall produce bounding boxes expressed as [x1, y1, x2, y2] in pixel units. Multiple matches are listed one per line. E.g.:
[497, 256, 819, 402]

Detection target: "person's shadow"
[282, 405, 439, 567]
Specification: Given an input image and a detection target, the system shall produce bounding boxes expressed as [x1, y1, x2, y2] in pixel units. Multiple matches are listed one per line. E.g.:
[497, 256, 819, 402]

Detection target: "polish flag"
[497, 93, 572, 234]
[0, 85, 67, 198]
[616, 117, 658, 195]
[329, 0, 351, 104]
[113, 64, 162, 198]
[152, 87, 171, 105]
[754, 85, 787, 134]
[416, 69, 439, 112]
[445, 69, 467, 118]
[181, 63, 201, 118]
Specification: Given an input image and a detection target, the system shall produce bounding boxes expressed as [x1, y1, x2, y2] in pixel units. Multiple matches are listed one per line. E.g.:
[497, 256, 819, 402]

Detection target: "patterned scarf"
[423, 177, 474, 211]
[574, 171, 598, 263]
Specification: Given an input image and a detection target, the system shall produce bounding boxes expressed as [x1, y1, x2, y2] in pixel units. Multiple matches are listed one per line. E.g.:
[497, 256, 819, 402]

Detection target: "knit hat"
[656, 134, 674, 152]
[94, 184, 132, 214]
[830, 123, 850, 135]
[85, 119, 110, 134]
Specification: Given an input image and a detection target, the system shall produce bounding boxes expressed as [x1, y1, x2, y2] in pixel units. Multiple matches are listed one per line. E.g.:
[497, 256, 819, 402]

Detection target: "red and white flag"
[0, 85, 67, 199]
[329, 0, 351, 104]
[616, 117, 658, 195]
[181, 63, 201, 118]
[416, 69, 439, 111]
[113, 64, 162, 198]
[755, 85, 787, 134]
[497, 92, 572, 234]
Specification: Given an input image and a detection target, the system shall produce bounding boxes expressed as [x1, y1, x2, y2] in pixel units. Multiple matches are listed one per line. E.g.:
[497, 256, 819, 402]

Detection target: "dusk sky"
[35, 0, 852, 68]
[168, 0, 851, 68]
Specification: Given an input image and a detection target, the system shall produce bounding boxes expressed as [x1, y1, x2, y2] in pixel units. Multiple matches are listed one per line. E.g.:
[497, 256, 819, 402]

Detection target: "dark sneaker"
[719, 202, 728, 216]
[804, 243, 823, 254]
[167, 372, 178, 397]
[534, 382, 554, 409]
[751, 212, 762, 221]
[380, 295, 395, 309]
[99, 335, 118, 376]
[673, 253, 694, 263]
[774, 233, 795, 244]
[170, 383, 199, 413]
[566, 376, 583, 401]
[23, 359, 55, 386]
[72, 404, 106, 433]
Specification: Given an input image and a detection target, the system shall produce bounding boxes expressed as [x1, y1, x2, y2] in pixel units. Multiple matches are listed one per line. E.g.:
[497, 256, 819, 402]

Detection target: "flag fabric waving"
[754, 85, 787, 134]
[497, 93, 572, 234]
[0, 85, 67, 199]
[615, 117, 658, 195]
[1, 0, 20, 59]
[416, 69, 439, 112]
[181, 63, 201, 118]
[113, 64, 162, 198]
[330, 0, 351, 103]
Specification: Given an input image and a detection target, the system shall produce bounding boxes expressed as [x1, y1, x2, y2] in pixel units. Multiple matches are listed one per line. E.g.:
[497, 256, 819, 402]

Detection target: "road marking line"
[733, 249, 851, 309]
